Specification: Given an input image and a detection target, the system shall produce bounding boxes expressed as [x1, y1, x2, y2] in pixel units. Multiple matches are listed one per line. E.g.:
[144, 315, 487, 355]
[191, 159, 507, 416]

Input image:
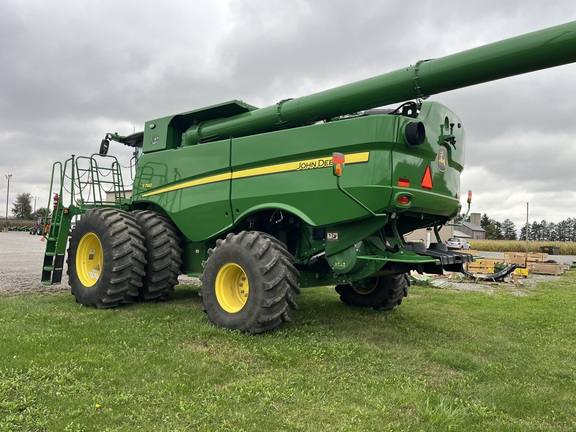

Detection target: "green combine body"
[42, 21, 576, 333]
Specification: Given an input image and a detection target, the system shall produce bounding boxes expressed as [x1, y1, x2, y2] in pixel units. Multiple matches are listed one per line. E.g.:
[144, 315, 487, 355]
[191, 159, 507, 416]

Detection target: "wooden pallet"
[466, 258, 502, 274]
[504, 252, 548, 266]
[529, 262, 564, 276]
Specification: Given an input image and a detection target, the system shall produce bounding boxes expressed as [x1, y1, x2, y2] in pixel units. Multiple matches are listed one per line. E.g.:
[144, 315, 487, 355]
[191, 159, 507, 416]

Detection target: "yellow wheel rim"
[76, 232, 103, 287]
[352, 278, 378, 295]
[215, 263, 249, 313]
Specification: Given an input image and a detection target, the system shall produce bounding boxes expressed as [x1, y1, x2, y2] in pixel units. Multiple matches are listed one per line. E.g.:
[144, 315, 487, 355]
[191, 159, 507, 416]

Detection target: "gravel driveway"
[0, 231, 70, 295]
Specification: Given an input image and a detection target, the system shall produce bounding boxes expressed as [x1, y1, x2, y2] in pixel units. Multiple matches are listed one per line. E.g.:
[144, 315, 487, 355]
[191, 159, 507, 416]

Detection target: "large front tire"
[132, 210, 183, 301]
[67, 208, 146, 308]
[336, 274, 410, 310]
[200, 231, 300, 334]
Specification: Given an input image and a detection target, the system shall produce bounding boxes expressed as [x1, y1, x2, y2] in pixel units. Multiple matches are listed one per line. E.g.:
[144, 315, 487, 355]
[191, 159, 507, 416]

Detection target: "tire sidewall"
[336, 274, 409, 309]
[68, 210, 113, 306]
[336, 278, 388, 308]
[202, 242, 266, 331]
[132, 210, 182, 301]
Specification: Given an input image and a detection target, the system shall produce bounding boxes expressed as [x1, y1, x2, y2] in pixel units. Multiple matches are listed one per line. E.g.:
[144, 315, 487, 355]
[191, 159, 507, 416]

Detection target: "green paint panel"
[133, 140, 233, 241]
[230, 116, 397, 226]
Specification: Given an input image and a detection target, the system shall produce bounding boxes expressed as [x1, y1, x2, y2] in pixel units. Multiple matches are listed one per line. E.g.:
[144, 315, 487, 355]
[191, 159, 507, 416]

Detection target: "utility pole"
[525, 202, 529, 267]
[5, 174, 12, 228]
[34, 196, 39, 213]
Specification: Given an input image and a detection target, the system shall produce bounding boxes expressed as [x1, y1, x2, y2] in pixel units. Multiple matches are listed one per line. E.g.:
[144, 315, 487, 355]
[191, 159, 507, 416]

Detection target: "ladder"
[41, 205, 71, 285]
[41, 154, 128, 285]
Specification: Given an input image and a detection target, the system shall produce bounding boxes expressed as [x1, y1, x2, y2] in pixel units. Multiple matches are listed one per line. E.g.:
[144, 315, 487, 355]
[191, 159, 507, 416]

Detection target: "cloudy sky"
[2, 0, 576, 232]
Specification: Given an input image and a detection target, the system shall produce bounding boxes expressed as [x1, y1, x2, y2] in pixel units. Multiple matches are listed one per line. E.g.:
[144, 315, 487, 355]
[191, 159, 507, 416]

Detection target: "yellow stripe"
[343, 152, 370, 164]
[233, 160, 304, 179]
[233, 151, 370, 179]
[142, 151, 370, 197]
[142, 172, 231, 197]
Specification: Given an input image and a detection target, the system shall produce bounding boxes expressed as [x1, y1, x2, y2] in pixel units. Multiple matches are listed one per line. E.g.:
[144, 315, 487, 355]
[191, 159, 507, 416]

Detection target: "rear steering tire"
[67, 208, 146, 308]
[200, 231, 300, 334]
[336, 274, 410, 310]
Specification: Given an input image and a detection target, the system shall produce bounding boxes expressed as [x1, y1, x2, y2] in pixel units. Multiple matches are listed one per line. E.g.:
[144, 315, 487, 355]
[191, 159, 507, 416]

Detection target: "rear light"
[332, 152, 345, 177]
[397, 196, 411, 205]
[398, 178, 410, 187]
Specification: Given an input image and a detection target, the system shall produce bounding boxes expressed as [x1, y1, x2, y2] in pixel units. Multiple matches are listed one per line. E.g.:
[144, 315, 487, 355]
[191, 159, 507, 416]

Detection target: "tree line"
[7, 193, 48, 220]
[479, 213, 576, 242]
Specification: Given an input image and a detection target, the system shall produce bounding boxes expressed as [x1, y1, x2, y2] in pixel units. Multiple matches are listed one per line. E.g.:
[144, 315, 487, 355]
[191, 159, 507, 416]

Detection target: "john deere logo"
[436, 147, 448, 172]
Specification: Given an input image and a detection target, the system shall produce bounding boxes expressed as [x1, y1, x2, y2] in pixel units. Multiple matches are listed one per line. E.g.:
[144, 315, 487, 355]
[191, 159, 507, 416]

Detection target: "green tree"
[530, 221, 544, 241]
[519, 224, 529, 240]
[547, 222, 558, 241]
[480, 213, 491, 229]
[480, 213, 504, 240]
[35, 207, 50, 217]
[12, 193, 33, 219]
[501, 218, 517, 240]
[484, 223, 503, 240]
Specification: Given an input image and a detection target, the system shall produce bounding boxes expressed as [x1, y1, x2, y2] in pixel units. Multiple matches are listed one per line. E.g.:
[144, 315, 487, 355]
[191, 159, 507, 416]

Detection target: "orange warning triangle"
[421, 166, 433, 189]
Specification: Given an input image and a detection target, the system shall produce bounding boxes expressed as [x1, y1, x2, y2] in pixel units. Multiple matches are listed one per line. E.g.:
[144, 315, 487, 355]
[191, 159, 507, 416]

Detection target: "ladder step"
[54, 254, 65, 268]
[52, 269, 63, 284]
[41, 269, 52, 282]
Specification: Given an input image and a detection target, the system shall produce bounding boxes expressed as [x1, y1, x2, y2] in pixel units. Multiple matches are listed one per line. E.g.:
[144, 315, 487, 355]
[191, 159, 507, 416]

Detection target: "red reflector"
[421, 166, 433, 190]
[397, 196, 410, 205]
[398, 178, 410, 187]
[332, 152, 345, 165]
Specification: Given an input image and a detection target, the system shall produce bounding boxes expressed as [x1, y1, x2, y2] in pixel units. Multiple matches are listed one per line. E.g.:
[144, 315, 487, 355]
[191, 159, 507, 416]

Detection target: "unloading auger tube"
[182, 20, 576, 145]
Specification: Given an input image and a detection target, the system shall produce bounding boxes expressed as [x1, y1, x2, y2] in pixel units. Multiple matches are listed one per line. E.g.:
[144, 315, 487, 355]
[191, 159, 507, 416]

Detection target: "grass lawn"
[1, 272, 575, 431]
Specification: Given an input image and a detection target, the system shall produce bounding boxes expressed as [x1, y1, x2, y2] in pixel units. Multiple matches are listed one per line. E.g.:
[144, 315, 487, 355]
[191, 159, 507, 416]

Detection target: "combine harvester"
[42, 21, 576, 333]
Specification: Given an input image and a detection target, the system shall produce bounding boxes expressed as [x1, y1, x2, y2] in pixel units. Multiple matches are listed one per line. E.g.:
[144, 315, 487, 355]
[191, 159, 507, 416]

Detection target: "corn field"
[468, 239, 576, 255]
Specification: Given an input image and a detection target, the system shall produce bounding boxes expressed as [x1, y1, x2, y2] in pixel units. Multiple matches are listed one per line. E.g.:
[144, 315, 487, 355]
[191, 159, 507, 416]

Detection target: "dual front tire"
[67, 208, 182, 308]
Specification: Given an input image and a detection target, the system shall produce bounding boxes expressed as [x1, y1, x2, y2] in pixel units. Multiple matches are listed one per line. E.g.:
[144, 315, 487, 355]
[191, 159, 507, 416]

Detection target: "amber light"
[332, 152, 345, 177]
[398, 178, 410, 187]
[397, 196, 411, 205]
